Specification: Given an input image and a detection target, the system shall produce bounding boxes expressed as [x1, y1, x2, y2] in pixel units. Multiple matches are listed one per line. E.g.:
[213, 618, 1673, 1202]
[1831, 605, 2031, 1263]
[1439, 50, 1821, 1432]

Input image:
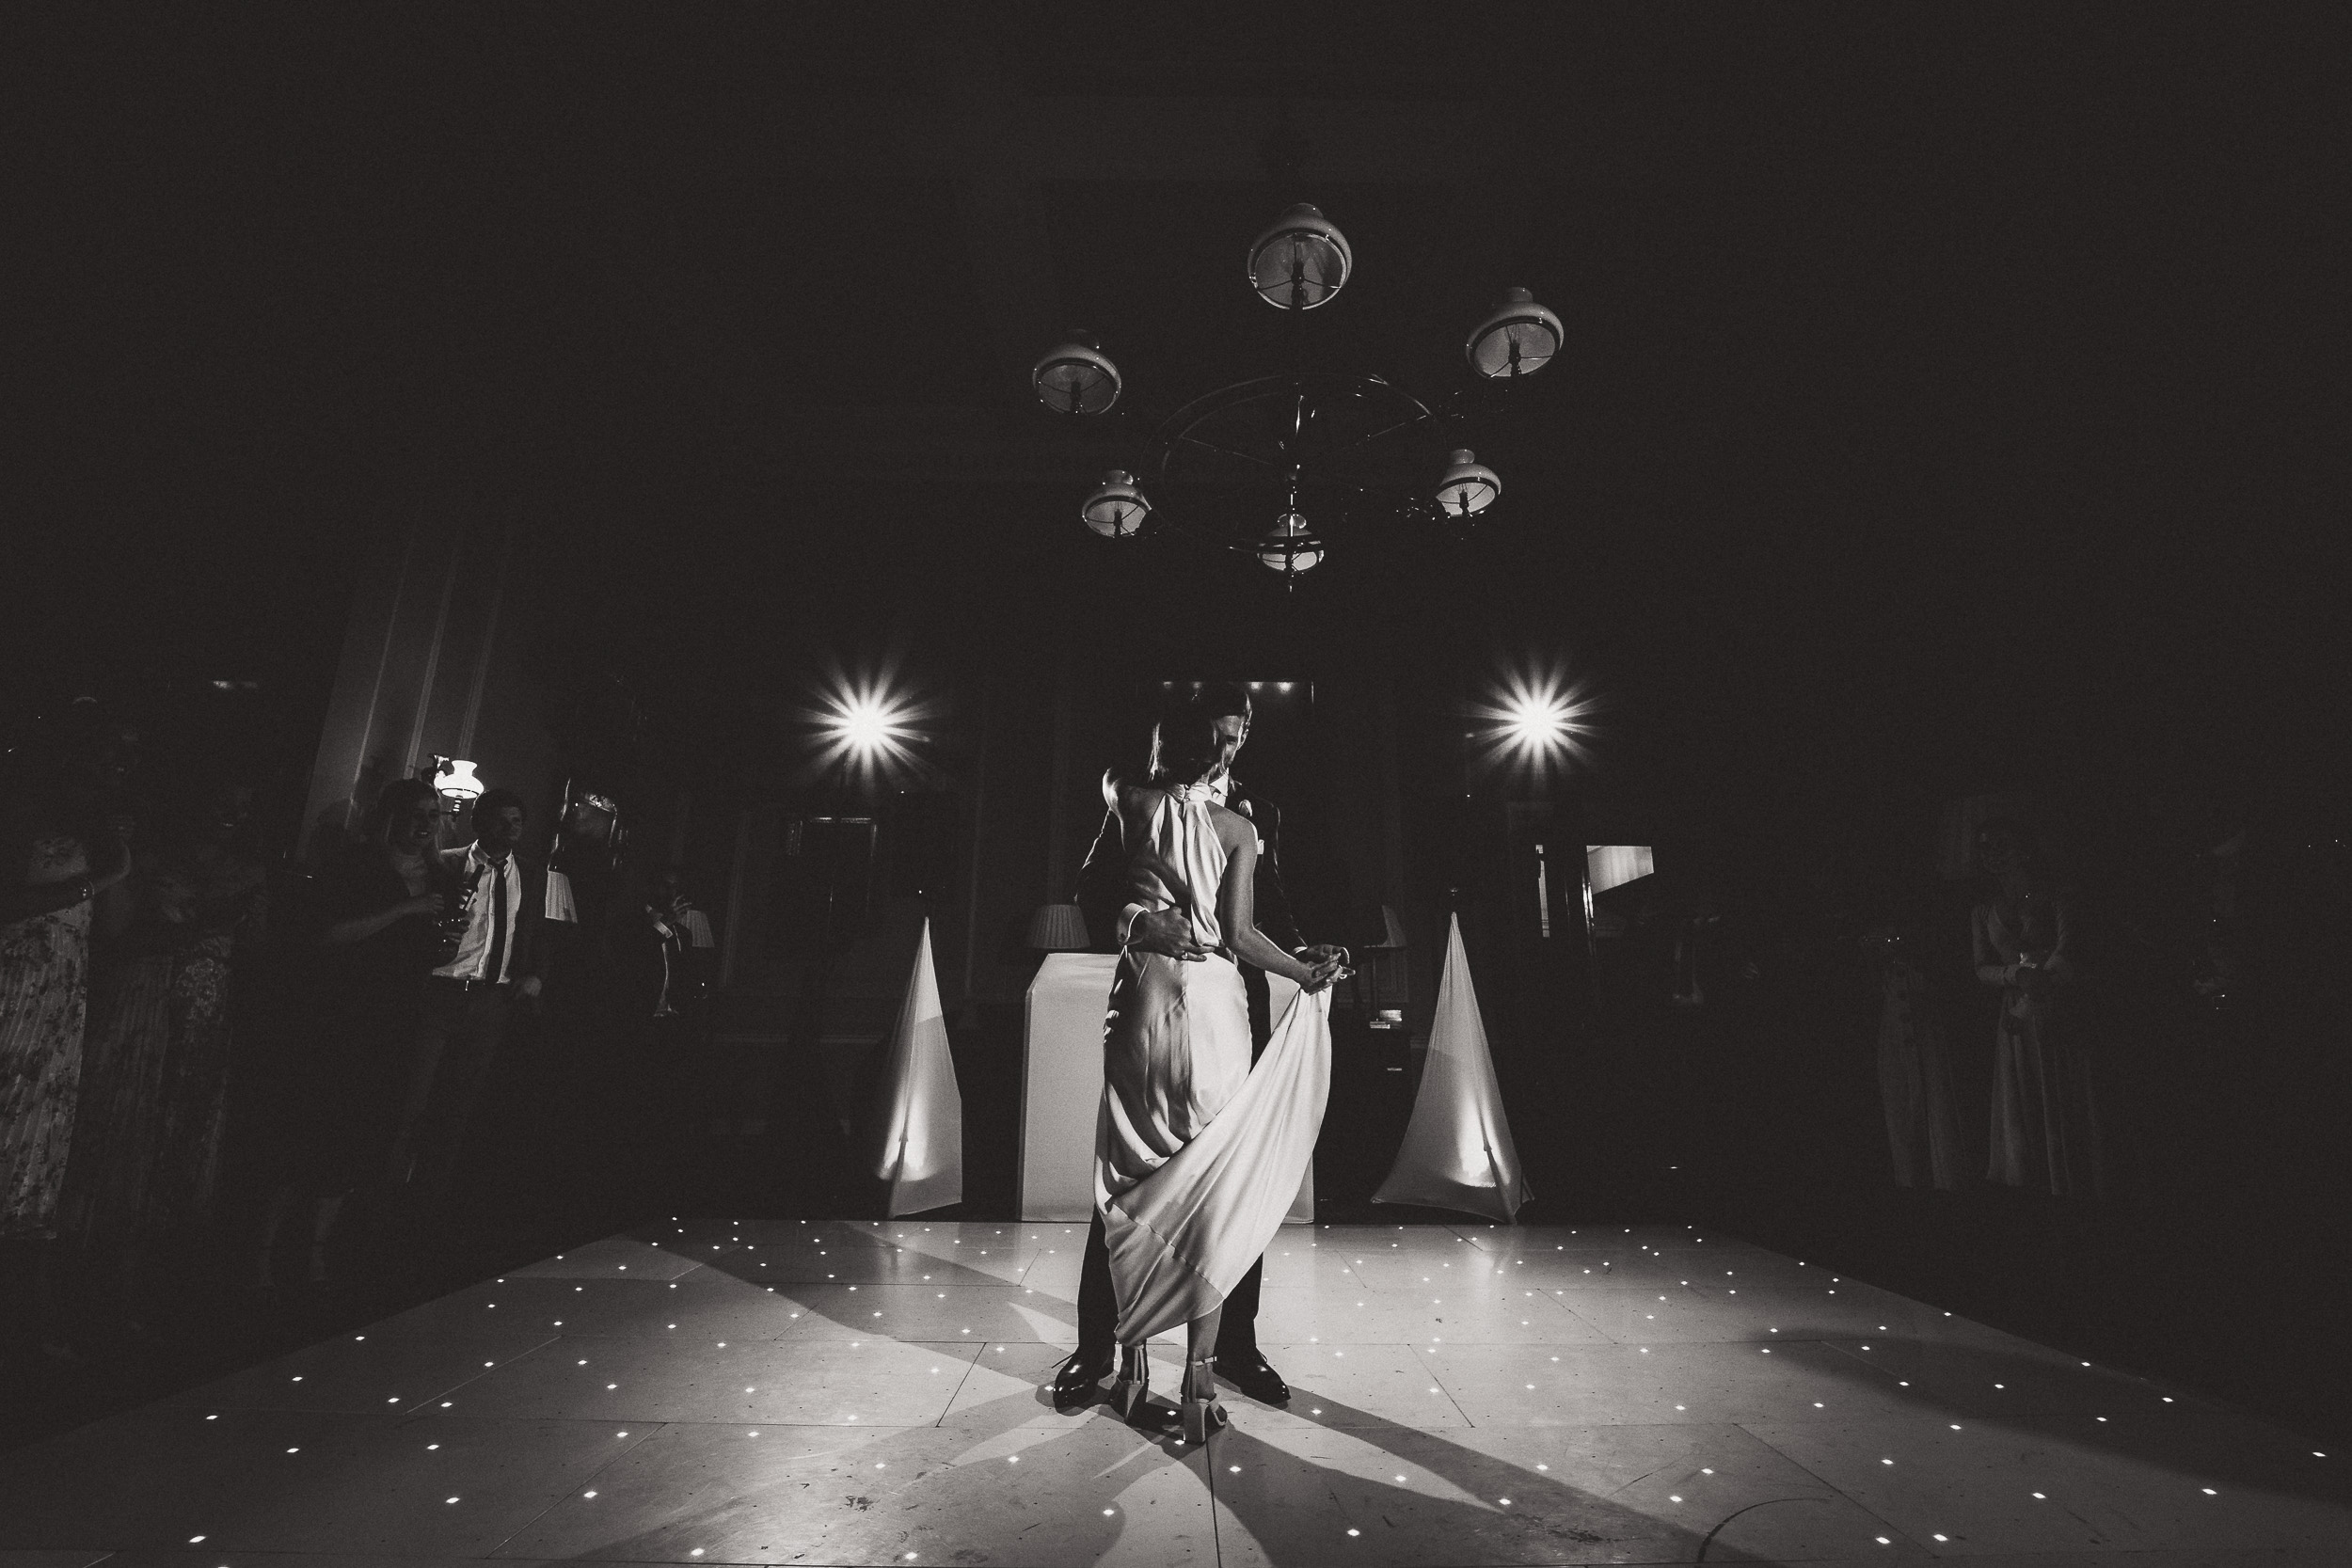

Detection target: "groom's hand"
[1300, 942, 1351, 970]
[1128, 908, 1209, 961]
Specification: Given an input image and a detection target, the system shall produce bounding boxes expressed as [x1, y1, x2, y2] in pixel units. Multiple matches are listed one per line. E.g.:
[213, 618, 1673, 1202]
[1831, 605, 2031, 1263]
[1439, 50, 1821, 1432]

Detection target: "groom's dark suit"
[1070, 769, 1306, 1369]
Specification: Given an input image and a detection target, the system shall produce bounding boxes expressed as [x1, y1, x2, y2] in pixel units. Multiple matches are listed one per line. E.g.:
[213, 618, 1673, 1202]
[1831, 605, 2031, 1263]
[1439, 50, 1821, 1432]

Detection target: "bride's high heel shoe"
[1109, 1345, 1151, 1422]
[1181, 1355, 1228, 1445]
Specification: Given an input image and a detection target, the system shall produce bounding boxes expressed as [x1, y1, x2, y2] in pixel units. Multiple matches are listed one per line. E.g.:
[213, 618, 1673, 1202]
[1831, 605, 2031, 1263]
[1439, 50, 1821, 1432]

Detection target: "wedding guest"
[1864, 910, 1966, 1190]
[384, 784, 545, 1203]
[543, 860, 709, 1157]
[61, 779, 267, 1324]
[0, 701, 135, 1365]
[644, 866, 716, 1022]
[251, 777, 445, 1286]
[1974, 819, 2106, 1200]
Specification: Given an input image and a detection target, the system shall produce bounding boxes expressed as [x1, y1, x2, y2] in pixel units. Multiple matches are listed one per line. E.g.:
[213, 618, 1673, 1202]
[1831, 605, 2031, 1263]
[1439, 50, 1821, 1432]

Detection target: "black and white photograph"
[3, 7, 2346, 1564]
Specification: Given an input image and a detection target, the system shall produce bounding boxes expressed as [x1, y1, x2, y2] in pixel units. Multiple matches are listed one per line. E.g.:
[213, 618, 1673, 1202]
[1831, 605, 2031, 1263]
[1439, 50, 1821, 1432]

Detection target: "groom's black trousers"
[1075, 964, 1277, 1356]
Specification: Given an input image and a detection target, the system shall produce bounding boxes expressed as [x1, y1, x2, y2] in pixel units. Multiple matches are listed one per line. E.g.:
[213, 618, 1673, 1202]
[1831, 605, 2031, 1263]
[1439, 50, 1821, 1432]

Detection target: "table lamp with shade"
[1026, 903, 1091, 953]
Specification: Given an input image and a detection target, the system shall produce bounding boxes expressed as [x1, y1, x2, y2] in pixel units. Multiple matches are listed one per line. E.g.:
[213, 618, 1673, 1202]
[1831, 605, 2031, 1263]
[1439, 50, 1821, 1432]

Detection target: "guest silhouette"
[1974, 819, 2106, 1199]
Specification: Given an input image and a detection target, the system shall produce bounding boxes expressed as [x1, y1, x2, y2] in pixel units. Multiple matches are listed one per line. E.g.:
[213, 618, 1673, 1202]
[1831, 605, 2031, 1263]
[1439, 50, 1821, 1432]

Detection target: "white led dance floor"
[3, 1220, 2347, 1564]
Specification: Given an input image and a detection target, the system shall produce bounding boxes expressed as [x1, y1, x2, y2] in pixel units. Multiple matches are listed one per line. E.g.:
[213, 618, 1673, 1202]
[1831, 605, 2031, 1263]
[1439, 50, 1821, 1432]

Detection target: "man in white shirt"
[387, 785, 546, 1201]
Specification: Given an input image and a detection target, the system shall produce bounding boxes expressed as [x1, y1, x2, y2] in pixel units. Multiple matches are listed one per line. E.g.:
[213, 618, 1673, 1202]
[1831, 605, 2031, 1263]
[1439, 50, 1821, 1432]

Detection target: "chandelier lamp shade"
[1464, 287, 1564, 380]
[1257, 512, 1326, 578]
[1247, 202, 1354, 311]
[1081, 470, 1151, 537]
[1036, 197, 1562, 582]
[1437, 450, 1501, 517]
[1031, 332, 1122, 416]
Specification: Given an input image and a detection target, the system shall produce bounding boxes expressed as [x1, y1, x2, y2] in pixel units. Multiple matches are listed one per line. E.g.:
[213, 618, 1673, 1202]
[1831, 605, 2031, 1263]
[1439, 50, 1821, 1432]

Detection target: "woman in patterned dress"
[0, 703, 135, 1367]
[61, 781, 267, 1325]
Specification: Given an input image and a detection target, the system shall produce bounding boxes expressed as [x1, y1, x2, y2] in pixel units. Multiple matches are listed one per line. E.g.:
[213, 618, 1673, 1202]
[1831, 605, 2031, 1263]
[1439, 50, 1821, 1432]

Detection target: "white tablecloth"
[1020, 953, 1311, 1223]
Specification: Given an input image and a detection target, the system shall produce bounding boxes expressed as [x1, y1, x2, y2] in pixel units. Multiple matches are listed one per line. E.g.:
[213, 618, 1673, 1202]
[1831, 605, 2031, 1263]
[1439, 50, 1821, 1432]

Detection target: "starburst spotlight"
[800, 668, 936, 789]
[1468, 664, 1597, 784]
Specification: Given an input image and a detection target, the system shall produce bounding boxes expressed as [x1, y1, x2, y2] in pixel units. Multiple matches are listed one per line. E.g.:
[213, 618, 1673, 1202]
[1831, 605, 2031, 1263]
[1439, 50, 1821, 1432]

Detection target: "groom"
[1057, 681, 1348, 1410]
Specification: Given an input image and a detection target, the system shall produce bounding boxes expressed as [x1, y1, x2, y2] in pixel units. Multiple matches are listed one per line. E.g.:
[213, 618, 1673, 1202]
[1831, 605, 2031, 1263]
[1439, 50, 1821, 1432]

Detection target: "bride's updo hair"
[1148, 706, 1222, 787]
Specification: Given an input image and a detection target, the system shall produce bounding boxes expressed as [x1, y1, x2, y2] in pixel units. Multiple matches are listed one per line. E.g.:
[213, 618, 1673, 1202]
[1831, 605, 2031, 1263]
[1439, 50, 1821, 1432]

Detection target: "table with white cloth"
[1019, 952, 1313, 1223]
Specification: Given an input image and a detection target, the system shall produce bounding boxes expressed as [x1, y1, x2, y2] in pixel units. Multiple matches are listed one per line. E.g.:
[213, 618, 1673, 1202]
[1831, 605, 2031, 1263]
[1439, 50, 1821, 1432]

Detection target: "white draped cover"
[873, 918, 964, 1217]
[1374, 913, 1531, 1222]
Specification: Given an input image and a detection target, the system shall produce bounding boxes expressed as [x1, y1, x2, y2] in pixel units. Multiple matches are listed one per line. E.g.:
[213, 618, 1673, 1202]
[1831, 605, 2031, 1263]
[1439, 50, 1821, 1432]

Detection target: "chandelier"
[1032, 202, 1562, 585]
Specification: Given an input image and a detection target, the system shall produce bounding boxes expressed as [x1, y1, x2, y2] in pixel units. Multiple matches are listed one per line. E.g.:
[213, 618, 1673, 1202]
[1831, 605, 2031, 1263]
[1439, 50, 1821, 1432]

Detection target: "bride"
[1093, 706, 1343, 1443]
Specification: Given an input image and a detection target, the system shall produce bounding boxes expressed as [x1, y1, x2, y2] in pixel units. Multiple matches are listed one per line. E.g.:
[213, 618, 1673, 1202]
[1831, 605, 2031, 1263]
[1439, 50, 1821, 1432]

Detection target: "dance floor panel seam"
[3, 1221, 2344, 1567]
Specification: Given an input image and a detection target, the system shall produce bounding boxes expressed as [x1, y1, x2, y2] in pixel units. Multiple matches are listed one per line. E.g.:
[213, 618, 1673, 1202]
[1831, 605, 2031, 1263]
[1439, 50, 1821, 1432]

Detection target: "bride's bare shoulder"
[1114, 778, 1167, 823]
[1207, 801, 1256, 850]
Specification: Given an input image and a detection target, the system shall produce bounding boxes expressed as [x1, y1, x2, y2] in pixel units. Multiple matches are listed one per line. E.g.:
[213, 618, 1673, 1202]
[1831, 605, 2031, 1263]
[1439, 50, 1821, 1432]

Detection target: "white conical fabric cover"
[1373, 913, 1532, 1222]
[874, 918, 964, 1216]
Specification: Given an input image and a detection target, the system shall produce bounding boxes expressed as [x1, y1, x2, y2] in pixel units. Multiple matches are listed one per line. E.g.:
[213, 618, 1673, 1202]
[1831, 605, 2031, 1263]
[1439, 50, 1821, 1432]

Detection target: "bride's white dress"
[1094, 784, 1331, 1344]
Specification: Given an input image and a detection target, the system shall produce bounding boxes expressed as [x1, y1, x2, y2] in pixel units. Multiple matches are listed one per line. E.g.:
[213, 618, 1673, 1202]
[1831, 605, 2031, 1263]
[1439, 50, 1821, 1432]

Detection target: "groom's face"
[1209, 714, 1248, 780]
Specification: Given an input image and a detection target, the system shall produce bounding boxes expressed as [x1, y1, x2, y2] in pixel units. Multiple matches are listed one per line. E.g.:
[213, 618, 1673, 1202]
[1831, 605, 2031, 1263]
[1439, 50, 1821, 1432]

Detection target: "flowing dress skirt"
[1094, 948, 1328, 1344]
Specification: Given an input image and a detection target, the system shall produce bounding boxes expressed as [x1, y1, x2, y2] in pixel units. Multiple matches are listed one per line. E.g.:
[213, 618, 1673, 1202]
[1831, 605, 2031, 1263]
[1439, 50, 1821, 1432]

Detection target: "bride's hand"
[1298, 956, 1347, 993]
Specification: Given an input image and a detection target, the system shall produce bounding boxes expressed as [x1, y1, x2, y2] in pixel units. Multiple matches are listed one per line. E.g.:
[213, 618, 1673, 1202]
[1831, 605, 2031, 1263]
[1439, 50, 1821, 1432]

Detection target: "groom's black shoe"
[1052, 1347, 1115, 1412]
[1217, 1348, 1290, 1405]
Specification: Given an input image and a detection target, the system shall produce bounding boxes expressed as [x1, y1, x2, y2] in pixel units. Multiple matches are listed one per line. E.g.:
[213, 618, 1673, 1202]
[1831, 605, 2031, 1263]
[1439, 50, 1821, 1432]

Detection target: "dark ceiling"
[12, 6, 2345, 824]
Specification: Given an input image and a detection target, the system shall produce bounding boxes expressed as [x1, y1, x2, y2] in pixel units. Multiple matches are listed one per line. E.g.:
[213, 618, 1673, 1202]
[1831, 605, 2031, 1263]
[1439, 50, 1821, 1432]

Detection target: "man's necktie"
[483, 862, 508, 984]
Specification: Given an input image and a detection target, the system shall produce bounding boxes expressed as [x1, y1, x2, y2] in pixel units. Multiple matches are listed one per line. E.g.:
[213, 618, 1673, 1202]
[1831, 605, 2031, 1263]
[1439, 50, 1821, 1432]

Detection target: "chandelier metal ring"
[1150, 372, 1438, 556]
